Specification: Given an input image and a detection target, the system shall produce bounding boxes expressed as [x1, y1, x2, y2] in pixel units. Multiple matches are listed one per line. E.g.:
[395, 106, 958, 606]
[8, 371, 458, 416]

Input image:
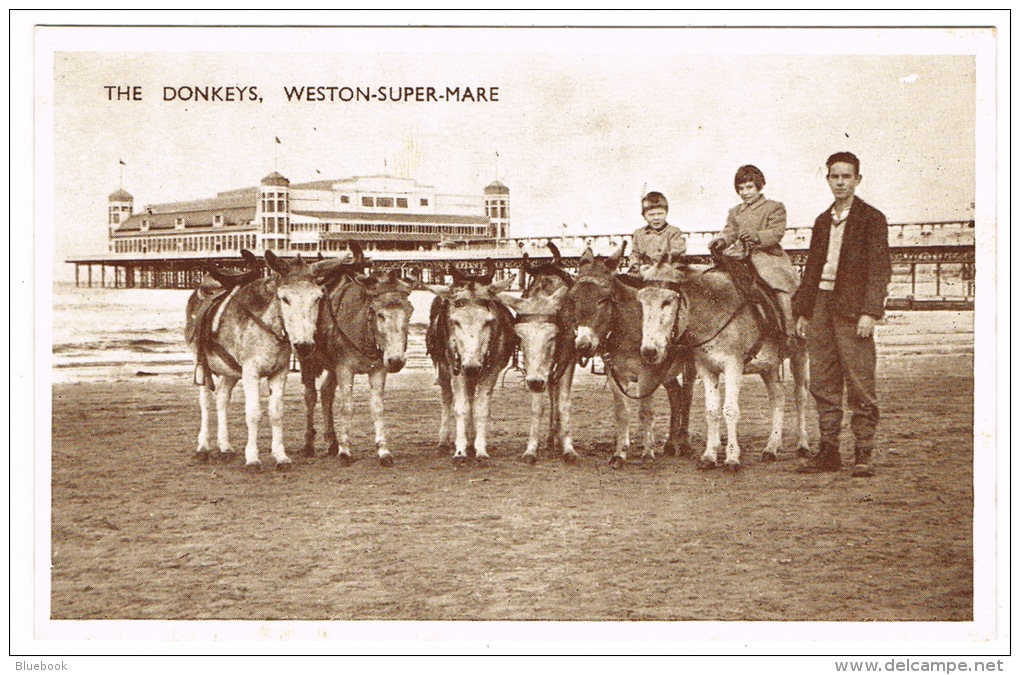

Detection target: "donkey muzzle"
[384, 356, 406, 373]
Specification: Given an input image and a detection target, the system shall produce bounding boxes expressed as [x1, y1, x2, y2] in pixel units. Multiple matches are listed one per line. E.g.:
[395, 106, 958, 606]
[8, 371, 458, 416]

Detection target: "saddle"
[712, 249, 786, 344]
[188, 254, 262, 388]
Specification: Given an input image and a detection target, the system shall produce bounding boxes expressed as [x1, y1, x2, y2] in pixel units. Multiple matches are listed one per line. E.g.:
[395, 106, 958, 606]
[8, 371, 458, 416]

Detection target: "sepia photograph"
[13, 11, 1008, 666]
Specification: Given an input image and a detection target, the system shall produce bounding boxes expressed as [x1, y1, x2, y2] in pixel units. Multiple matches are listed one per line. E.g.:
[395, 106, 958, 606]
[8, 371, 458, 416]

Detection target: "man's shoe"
[851, 444, 875, 477]
[796, 442, 842, 473]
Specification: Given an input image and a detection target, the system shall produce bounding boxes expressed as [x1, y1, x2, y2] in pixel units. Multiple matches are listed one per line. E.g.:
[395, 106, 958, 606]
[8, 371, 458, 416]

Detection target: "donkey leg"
[436, 371, 454, 453]
[721, 363, 744, 471]
[556, 367, 578, 463]
[789, 348, 812, 456]
[523, 390, 545, 464]
[639, 394, 657, 462]
[215, 375, 239, 461]
[760, 370, 786, 462]
[368, 369, 393, 466]
[608, 378, 630, 468]
[240, 368, 263, 469]
[320, 370, 339, 456]
[300, 370, 318, 457]
[195, 382, 212, 462]
[664, 369, 695, 457]
[335, 366, 356, 465]
[472, 374, 499, 464]
[267, 370, 291, 470]
[546, 382, 560, 452]
[451, 375, 471, 462]
[699, 369, 722, 470]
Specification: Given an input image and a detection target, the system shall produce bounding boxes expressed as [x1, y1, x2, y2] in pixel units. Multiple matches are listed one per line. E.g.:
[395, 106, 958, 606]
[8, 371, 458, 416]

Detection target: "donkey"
[426, 261, 517, 464]
[495, 243, 579, 464]
[184, 250, 335, 470]
[296, 243, 415, 466]
[636, 257, 810, 471]
[565, 244, 696, 467]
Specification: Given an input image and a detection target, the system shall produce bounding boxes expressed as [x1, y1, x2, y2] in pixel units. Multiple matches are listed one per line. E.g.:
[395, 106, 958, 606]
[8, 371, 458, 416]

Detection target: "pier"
[67, 220, 976, 308]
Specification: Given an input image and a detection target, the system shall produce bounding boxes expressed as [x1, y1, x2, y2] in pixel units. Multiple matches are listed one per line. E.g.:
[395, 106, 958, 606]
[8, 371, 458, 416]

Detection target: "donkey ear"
[548, 285, 569, 305]
[606, 240, 628, 270]
[264, 250, 290, 276]
[489, 273, 516, 293]
[580, 247, 595, 265]
[496, 291, 524, 313]
[240, 249, 258, 266]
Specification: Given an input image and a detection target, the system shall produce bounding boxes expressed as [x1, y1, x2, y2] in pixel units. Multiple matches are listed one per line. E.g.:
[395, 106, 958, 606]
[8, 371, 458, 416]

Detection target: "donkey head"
[636, 258, 690, 365]
[429, 273, 515, 378]
[358, 269, 415, 373]
[264, 251, 329, 353]
[567, 243, 627, 358]
[499, 285, 568, 393]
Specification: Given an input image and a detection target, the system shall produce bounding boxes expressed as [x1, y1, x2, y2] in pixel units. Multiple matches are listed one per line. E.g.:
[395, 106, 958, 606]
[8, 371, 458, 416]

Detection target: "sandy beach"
[50, 318, 974, 621]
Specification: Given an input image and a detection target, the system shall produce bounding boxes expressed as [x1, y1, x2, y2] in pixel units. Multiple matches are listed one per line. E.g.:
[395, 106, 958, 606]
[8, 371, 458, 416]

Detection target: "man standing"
[793, 152, 892, 477]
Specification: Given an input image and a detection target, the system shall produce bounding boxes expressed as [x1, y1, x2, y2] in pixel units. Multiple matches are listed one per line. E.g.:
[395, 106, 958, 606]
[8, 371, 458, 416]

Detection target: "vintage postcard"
[15, 14, 1006, 665]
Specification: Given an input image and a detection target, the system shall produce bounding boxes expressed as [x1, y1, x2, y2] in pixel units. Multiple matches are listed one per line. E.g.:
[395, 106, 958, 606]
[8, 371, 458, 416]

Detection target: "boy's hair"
[826, 151, 861, 175]
[734, 165, 766, 191]
[641, 191, 669, 214]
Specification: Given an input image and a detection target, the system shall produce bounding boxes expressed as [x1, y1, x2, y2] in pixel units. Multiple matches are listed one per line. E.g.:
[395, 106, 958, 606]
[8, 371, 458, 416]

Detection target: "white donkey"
[637, 258, 810, 470]
[426, 263, 517, 464]
[495, 246, 579, 464]
[184, 251, 334, 470]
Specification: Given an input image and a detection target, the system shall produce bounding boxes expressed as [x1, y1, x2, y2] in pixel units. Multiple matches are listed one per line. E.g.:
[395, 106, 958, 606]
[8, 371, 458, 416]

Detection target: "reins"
[324, 281, 386, 363]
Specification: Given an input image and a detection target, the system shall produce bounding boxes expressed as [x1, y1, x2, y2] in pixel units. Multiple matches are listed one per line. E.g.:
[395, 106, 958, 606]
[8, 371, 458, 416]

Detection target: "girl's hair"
[641, 191, 668, 214]
[734, 165, 766, 191]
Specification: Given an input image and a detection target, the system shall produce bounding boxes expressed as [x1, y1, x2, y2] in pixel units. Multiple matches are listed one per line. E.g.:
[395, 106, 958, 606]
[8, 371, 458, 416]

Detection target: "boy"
[709, 165, 799, 341]
[628, 191, 686, 271]
[792, 152, 892, 477]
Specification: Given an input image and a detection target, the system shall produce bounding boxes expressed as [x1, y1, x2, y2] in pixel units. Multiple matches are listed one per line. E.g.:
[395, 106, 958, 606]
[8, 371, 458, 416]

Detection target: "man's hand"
[796, 316, 809, 338]
[708, 237, 726, 252]
[738, 232, 761, 246]
[856, 314, 876, 338]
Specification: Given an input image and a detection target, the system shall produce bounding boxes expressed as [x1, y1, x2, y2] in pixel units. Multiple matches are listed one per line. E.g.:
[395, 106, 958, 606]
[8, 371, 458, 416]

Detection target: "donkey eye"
[281, 297, 291, 305]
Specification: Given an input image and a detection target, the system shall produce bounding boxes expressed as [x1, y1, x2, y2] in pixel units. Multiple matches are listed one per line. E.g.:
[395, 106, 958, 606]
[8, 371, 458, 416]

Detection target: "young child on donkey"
[627, 191, 687, 272]
[709, 165, 799, 345]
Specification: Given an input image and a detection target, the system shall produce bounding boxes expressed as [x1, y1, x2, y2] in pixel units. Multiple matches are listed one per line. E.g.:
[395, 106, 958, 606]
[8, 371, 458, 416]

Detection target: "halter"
[324, 281, 385, 364]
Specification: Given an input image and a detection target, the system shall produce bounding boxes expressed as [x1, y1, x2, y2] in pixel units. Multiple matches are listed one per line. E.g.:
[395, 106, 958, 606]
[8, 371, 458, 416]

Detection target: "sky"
[40, 26, 989, 280]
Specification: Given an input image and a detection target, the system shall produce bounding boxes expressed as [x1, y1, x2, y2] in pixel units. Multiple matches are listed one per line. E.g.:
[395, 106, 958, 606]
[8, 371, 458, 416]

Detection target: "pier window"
[362, 197, 374, 207]
[340, 195, 350, 204]
[420, 198, 429, 206]
[396, 198, 408, 208]
[175, 217, 185, 230]
[214, 214, 223, 227]
[377, 197, 394, 208]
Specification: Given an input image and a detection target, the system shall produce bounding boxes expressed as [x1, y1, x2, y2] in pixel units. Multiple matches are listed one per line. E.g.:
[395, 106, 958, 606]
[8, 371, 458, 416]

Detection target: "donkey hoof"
[244, 461, 263, 472]
[474, 456, 490, 468]
[275, 460, 292, 472]
[697, 458, 717, 471]
[608, 455, 626, 469]
[662, 442, 677, 457]
[194, 450, 211, 463]
[676, 442, 695, 458]
[217, 450, 237, 464]
[452, 454, 469, 466]
[796, 445, 812, 458]
[521, 453, 537, 465]
[562, 451, 579, 465]
[300, 446, 316, 458]
[641, 454, 657, 465]
[723, 461, 742, 473]
[761, 451, 778, 463]
[325, 440, 340, 456]
[379, 454, 394, 468]
[337, 453, 354, 467]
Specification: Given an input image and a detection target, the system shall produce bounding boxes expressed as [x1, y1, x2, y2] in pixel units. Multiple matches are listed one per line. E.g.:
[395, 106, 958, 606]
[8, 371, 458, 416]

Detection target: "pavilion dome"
[261, 171, 290, 187]
[108, 189, 134, 201]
